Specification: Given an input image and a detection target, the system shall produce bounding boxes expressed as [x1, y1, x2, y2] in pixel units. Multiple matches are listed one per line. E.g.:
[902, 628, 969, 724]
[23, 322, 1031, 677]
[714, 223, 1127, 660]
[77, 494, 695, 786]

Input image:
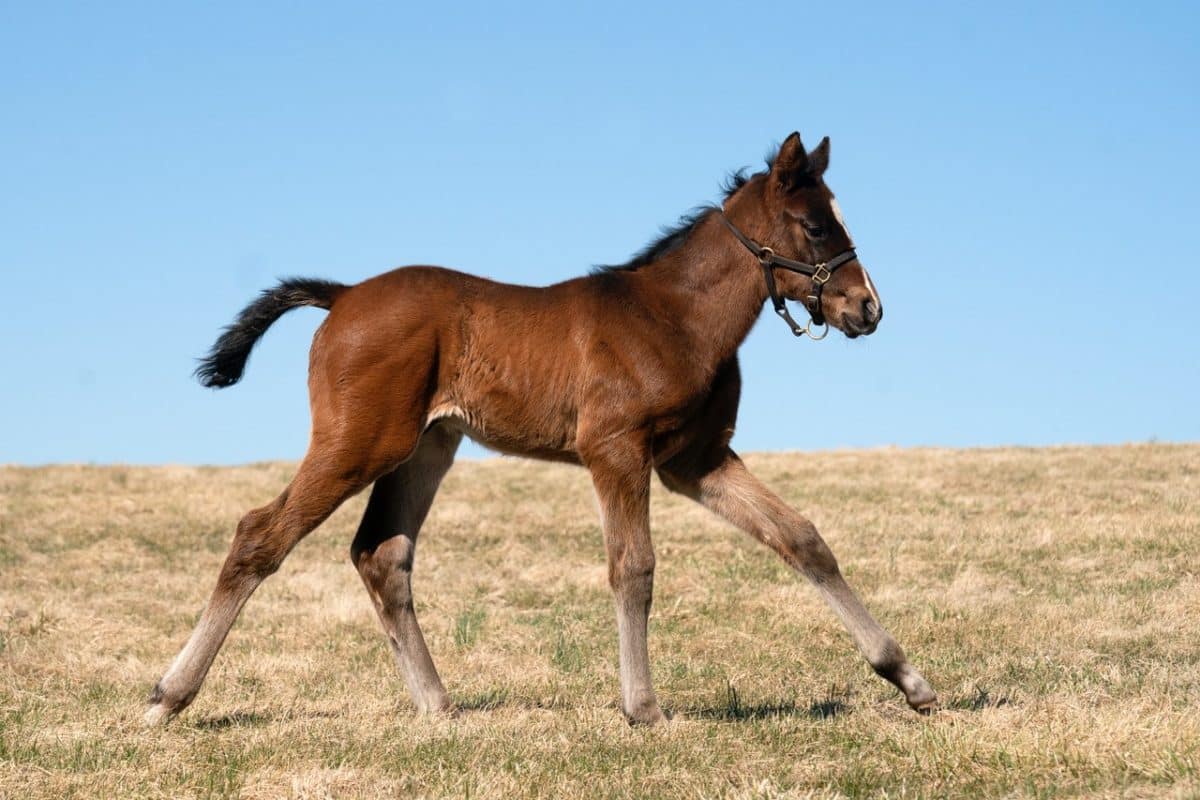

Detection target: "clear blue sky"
[1, 2, 1197, 465]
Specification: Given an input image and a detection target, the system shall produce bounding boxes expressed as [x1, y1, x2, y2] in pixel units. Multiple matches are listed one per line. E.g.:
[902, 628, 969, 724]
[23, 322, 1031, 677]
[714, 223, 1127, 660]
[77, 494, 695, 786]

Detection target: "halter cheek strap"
[719, 214, 858, 339]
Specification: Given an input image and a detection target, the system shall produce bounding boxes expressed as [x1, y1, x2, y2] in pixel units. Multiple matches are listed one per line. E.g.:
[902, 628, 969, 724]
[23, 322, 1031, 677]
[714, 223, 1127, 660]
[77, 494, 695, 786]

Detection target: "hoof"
[143, 702, 176, 727]
[911, 697, 938, 715]
[143, 682, 193, 727]
[905, 683, 938, 715]
[624, 703, 670, 727]
[413, 693, 453, 716]
[879, 662, 938, 715]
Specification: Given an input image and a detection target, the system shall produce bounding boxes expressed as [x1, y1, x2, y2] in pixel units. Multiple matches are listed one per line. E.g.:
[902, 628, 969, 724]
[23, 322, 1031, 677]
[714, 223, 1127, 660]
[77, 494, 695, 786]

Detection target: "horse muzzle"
[842, 299, 883, 338]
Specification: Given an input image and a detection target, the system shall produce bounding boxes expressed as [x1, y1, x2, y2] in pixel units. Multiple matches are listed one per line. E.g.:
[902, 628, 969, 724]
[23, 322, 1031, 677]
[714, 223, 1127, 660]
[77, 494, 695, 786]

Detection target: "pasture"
[1, 444, 1197, 798]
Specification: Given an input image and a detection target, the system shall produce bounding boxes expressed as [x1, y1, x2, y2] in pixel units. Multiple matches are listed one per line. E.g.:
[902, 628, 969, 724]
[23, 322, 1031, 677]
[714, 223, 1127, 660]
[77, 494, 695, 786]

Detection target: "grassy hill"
[1, 444, 1197, 798]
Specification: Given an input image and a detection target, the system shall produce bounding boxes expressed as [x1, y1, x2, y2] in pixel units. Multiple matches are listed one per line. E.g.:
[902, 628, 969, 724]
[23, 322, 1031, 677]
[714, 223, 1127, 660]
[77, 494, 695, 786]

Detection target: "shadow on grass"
[684, 698, 851, 722]
[452, 692, 847, 722]
[186, 687, 1007, 728]
[945, 686, 1013, 712]
[684, 682, 852, 722]
[188, 707, 344, 730]
[453, 690, 568, 714]
[190, 711, 272, 730]
[807, 697, 850, 720]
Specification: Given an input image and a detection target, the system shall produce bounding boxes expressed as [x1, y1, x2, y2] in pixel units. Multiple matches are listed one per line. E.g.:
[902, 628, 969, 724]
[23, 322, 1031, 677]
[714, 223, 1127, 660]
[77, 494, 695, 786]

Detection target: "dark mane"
[592, 206, 717, 274]
[593, 160, 770, 275]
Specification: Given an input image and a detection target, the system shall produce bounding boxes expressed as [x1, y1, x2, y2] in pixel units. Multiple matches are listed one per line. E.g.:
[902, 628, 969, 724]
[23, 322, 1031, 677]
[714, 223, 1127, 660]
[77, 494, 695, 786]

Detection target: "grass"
[0, 444, 1197, 798]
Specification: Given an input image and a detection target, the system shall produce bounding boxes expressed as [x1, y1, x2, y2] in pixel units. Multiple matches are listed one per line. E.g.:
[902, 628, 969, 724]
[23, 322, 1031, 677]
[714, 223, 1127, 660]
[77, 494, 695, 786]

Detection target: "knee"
[609, 549, 656, 594]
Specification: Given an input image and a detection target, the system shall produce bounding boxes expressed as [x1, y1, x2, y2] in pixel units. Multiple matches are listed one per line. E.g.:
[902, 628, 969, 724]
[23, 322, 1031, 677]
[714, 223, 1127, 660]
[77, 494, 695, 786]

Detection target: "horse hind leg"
[144, 433, 405, 726]
[351, 423, 462, 714]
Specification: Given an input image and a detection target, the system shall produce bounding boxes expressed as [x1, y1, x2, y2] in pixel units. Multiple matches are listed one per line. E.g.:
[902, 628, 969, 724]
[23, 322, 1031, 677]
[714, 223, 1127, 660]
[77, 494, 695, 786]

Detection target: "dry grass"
[1, 444, 1198, 798]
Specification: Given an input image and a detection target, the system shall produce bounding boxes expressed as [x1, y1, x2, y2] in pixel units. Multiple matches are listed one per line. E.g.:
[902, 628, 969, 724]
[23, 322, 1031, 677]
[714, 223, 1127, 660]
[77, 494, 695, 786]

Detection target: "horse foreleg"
[586, 437, 666, 725]
[660, 448, 936, 713]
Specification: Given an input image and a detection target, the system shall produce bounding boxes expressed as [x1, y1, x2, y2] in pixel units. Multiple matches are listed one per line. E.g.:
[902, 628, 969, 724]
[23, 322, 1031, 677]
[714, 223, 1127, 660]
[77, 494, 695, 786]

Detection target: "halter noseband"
[719, 214, 858, 340]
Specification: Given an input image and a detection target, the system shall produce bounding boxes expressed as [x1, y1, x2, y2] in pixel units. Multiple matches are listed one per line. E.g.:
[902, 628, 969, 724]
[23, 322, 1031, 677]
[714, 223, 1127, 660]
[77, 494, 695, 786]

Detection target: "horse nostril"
[863, 299, 880, 323]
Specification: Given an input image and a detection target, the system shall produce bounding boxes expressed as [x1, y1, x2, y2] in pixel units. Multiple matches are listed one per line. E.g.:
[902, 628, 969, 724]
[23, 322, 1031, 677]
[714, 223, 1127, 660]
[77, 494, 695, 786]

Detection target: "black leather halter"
[719, 213, 858, 339]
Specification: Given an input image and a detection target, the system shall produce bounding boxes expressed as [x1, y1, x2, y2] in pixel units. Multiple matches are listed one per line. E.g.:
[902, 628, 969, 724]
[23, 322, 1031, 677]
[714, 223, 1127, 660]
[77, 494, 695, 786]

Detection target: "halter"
[719, 213, 858, 340]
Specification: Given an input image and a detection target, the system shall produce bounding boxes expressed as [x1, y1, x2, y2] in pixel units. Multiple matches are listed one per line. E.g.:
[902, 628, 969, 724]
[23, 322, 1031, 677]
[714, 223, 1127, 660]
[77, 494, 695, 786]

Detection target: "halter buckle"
[757, 246, 775, 266]
[812, 264, 831, 284]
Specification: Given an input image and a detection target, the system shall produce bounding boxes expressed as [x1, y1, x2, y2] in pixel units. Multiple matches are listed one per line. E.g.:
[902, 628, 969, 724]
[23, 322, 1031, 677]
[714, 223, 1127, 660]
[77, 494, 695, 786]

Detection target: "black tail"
[195, 278, 348, 388]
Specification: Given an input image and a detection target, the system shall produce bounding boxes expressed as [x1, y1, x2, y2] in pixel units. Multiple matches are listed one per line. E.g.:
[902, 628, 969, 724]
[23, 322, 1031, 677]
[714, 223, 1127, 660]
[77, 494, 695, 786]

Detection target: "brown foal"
[145, 132, 936, 726]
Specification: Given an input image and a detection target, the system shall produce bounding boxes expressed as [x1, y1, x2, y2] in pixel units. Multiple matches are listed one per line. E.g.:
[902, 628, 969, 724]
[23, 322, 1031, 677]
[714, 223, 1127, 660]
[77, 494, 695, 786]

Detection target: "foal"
[146, 132, 936, 726]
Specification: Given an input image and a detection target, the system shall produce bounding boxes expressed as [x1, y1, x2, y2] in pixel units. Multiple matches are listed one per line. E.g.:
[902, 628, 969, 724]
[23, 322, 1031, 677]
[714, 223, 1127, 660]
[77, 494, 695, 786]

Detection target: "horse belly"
[428, 338, 581, 462]
[427, 395, 580, 463]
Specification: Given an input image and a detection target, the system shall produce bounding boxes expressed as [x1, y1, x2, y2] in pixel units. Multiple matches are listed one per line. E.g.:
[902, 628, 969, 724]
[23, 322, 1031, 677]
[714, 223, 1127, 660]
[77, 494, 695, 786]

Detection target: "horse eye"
[803, 222, 825, 239]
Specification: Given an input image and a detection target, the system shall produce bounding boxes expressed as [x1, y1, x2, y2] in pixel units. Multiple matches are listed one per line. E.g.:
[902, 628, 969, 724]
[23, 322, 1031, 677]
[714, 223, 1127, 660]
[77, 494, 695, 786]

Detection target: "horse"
[145, 132, 936, 726]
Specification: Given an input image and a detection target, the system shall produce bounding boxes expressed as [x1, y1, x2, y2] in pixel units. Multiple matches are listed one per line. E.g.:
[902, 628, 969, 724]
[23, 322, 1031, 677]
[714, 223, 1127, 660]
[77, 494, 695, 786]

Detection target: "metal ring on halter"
[803, 319, 829, 340]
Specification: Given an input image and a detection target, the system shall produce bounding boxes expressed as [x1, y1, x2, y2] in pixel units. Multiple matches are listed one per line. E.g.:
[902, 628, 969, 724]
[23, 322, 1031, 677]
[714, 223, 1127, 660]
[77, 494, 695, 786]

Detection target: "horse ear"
[807, 136, 830, 177]
[772, 132, 809, 189]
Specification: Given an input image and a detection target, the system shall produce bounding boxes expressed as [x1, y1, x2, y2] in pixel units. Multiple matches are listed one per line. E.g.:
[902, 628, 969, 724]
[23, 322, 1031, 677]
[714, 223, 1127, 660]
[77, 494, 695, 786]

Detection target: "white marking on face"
[862, 267, 881, 306]
[829, 198, 854, 245]
[830, 197, 878, 304]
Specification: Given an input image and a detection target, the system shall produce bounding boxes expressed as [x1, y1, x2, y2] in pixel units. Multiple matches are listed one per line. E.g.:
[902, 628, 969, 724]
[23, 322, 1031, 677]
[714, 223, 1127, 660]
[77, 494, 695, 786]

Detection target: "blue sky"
[1, 2, 1197, 465]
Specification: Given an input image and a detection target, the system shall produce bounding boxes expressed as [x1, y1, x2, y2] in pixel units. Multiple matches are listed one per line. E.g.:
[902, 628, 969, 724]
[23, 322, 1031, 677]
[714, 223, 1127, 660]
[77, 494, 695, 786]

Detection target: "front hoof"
[880, 662, 937, 715]
[414, 692, 453, 716]
[910, 695, 938, 715]
[905, 682, 938, 715]
[624, 702, 669, 726]
[143, 703, 173, 727]
[415, 702, 454, 717]
[143, 682, 192, 727]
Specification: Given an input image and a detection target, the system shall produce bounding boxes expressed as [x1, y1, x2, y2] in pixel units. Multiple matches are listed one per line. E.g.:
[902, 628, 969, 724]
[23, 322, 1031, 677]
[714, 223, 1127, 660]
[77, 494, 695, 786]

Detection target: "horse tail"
[195, 278, 348, 388]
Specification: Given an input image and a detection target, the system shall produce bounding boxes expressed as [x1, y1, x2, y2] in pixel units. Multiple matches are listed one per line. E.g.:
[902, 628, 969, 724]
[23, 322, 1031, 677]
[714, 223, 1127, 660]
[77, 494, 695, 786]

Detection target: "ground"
[0, 444, 1197, 799]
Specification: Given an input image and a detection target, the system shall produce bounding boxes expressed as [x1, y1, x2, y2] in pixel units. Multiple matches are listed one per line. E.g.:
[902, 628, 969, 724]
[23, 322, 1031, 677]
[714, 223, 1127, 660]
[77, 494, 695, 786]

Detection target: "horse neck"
[630, 208, 769, 369]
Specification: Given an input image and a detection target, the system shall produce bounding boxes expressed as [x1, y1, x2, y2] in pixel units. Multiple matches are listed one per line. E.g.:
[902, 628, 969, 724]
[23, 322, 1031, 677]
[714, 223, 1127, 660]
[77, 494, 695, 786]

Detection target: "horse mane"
[593, 156, 774, 275]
